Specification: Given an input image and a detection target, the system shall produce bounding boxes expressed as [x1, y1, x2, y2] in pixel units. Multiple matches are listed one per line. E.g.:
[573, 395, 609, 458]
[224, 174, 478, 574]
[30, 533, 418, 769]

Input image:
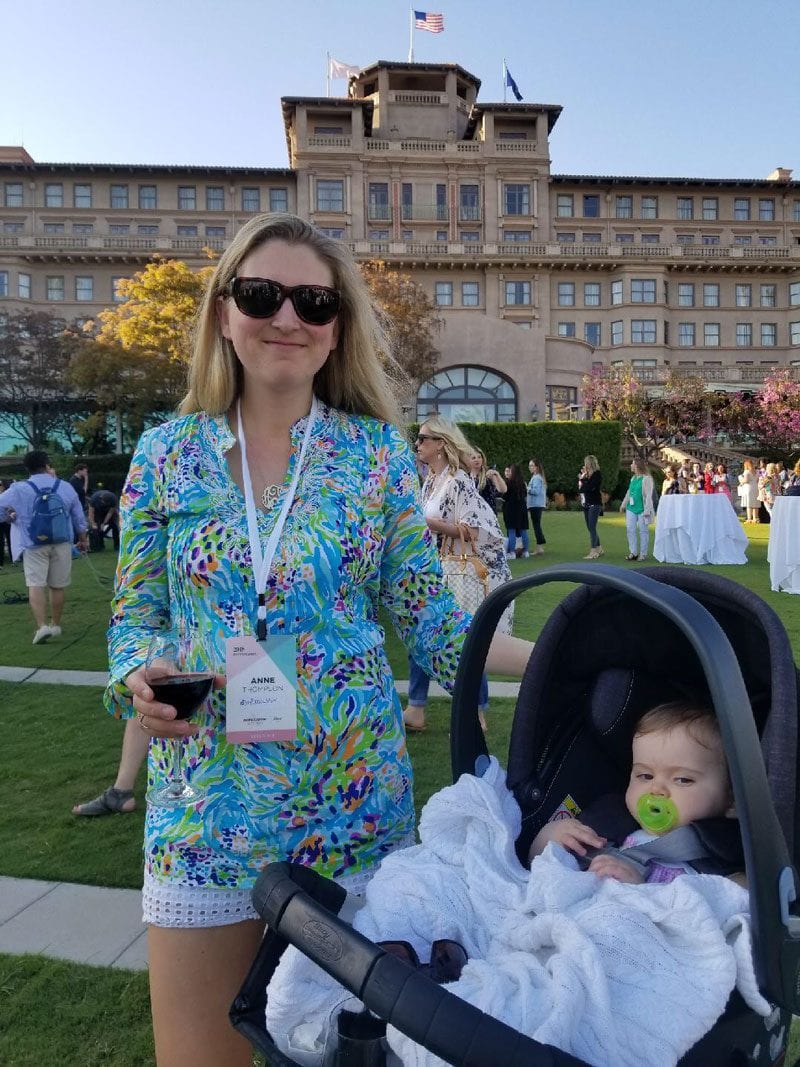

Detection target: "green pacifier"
[636, 794, 679, 834]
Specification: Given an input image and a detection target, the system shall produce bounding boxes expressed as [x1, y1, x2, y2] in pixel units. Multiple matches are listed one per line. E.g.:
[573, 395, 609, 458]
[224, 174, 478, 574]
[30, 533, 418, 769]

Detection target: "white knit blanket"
[266, 758, 769, 1067]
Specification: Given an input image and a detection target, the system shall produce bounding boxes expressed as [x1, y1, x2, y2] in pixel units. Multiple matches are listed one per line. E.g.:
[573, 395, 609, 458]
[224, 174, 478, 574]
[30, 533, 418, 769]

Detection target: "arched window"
[415, 366, 517, 423]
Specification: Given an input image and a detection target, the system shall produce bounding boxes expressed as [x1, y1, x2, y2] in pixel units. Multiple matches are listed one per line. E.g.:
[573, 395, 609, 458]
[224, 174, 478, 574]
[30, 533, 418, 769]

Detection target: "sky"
[3, 0, 799, 180]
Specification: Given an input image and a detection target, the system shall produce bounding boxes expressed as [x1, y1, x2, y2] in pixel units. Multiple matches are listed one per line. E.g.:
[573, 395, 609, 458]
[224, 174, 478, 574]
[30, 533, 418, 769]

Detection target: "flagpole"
[326, 52, 331, 97]
[502, 59, 507, 103]
[408, 7, 414, 62]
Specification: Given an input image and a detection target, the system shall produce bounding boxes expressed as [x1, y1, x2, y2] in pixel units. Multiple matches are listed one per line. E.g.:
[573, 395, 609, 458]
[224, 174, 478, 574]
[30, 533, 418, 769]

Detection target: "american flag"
[414, 10, 444, 32]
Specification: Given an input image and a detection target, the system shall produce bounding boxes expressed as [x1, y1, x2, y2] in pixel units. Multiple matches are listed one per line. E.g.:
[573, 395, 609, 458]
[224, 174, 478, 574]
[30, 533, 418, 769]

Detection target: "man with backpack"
[0, 450, 88, 644]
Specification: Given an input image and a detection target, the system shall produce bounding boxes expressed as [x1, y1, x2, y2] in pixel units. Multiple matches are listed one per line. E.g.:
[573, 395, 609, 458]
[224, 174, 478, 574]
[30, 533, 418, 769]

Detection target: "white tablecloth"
[768, 495, 800, 592]
[653, 494, 748, 565]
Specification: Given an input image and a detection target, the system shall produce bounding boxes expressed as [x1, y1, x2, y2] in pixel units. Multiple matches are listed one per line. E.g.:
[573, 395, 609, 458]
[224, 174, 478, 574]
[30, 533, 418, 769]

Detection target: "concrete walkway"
[2, 665, 521, 973]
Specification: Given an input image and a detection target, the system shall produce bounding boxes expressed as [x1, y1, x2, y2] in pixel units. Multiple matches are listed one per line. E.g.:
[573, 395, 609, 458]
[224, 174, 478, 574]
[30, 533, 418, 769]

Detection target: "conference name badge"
[225, 635, 297, 743]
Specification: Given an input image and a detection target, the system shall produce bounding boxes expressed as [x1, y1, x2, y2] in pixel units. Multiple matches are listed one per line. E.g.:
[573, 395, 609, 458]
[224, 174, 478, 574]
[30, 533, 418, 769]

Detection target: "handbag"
[440, 523, 489, 615]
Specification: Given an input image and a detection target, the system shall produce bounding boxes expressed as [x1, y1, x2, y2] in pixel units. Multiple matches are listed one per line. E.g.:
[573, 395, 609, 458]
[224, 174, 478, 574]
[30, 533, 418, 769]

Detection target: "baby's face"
[625, 725, 733, 832]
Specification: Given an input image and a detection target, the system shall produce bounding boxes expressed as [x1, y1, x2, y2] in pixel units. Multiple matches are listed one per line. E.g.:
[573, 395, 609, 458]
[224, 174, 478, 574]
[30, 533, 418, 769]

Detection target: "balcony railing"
[459, 206, 481, 222]
[0, 233, 229, 255]
[401, 204, 449, 222]
[367, 204, 391, 221]
[603, 364, 800, 386]
[306, 136, 352, 149]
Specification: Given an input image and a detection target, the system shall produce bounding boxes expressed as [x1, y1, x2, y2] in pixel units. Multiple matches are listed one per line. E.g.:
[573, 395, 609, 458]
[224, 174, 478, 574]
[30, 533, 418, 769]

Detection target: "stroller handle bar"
[250, 861, 586, 1066]
[449, 563, 800, 1014]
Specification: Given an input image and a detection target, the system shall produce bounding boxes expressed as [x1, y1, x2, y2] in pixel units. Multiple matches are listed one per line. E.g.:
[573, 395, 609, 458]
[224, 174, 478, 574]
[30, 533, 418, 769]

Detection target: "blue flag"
[504, 65, 523, 102]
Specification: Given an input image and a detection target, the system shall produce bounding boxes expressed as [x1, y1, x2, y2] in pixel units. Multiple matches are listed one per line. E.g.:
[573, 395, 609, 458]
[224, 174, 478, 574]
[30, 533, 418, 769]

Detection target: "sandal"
[72, 786, 135, 817]
[625, 553, 638, 561]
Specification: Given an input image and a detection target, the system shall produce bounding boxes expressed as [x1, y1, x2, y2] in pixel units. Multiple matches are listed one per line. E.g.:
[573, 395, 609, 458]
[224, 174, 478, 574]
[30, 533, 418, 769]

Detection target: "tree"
[0, 310, 84, 448]
[748, 369, 800, 457]
[360, 261, 441, 384]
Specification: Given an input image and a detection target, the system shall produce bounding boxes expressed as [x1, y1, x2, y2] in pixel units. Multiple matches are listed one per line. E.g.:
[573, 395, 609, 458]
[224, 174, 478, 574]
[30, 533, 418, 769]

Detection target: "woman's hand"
[127, 666, 226, 738]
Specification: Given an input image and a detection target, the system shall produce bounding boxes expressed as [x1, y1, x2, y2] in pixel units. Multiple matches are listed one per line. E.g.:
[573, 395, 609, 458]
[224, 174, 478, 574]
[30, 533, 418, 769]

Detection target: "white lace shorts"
[142, 835, 415, 928]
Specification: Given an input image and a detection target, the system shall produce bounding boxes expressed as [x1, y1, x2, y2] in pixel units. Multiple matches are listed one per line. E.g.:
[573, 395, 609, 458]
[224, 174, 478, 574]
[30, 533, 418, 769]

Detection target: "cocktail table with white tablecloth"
[768, 495, 800, 592]
[653, 494, 748, 565]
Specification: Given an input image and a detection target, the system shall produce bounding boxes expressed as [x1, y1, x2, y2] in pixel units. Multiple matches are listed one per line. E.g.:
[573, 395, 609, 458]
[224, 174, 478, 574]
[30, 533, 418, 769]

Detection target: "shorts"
[23, 542, 73, 588]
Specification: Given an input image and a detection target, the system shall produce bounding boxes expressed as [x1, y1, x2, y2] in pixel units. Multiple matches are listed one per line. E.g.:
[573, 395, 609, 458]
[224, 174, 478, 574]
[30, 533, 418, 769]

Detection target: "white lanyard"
[236, 395, 318, 639]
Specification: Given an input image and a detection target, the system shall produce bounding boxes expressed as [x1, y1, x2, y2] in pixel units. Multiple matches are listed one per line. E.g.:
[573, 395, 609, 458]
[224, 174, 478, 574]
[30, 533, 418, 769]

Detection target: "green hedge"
[411, 421, 622, 495]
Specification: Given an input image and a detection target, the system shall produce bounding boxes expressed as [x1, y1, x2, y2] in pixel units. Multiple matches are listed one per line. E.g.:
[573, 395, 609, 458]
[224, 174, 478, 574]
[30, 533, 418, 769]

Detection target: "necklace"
[262, 483, 285, 509]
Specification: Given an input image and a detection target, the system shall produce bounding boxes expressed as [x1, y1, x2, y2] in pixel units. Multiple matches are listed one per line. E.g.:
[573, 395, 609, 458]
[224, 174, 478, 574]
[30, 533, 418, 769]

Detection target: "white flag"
[329, 57, 359, 79]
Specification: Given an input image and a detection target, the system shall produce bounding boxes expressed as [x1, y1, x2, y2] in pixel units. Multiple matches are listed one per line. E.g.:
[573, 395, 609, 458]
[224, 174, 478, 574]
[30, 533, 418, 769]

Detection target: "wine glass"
[145, 630, 213, 808]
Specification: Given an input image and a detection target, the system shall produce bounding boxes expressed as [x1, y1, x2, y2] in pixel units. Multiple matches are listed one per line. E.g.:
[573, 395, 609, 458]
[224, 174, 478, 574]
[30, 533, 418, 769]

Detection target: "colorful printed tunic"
[105, 404, 470, 891]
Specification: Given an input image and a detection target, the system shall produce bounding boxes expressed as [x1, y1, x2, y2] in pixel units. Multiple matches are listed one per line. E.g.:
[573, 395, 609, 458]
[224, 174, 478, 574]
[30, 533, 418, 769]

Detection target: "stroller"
[231, 564, 800, 1066]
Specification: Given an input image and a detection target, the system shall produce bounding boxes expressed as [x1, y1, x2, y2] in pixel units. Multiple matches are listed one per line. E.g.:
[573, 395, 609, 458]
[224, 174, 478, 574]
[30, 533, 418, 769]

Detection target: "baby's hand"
[529, 818, 605, 862]
[588, 853, 644, 884]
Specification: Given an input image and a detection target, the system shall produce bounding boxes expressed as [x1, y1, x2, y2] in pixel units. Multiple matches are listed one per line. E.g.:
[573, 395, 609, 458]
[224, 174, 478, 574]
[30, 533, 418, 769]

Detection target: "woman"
[404, 416, 513, 733]
[703, 462, 715, 494]
[713, 462, 732, 502]
[526, 458, 547, 555]
[467, 447, 506, 513]
[758, 461, 782, 516]
[620, 457, 654, 561]
[578, 454, 604, 559]
[107, 214, 532, 1066]
[738, 458, 760, 523]
[661, 465, 683, 495]
[502, 463, 530, 559]
[687, 461, 704, 494]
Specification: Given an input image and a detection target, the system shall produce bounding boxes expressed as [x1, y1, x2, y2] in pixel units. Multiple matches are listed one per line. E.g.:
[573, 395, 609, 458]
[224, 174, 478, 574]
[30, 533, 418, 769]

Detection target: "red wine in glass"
[148, 673, 213, 720]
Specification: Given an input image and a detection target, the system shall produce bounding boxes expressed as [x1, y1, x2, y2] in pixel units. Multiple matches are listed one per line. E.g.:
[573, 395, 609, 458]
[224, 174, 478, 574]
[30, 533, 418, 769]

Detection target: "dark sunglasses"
[225, 276, 341, 325]
[378, 939, 467, 984]
[415, 433, 441, 444]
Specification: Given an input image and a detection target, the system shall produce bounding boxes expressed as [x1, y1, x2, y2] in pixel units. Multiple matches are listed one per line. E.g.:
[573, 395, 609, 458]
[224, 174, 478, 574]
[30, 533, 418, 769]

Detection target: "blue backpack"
[27, 479, 72, 545]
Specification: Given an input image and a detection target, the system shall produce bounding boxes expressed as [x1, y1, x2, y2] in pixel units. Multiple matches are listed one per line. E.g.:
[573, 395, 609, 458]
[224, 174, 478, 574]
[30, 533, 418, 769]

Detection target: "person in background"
[661, 465, 683, 495]
[757, 462, 782, 517]
[620, 457, 655, 562]
[467, 447, 506, 514]
[88, 485, 120, 551]
[787, 459, 800, 491]
[776, 460, 788, 487]
[69, 462, 89, 513]
[0, 477, 13, 566]
[687, 461, 704, 494]
[738, 459, 760, 523]
[713, 462, 732, 503]
[578, 454, 603, 559]
[526, 458, 547, 556]
[0, 450, 88, 642]
[502, 463, 530, 559]
[703, 462, 715, 494]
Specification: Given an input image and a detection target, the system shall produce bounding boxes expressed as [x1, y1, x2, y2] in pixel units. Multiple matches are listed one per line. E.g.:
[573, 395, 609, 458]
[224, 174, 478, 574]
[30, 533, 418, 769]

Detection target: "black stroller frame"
[232, 564, 800, 1066]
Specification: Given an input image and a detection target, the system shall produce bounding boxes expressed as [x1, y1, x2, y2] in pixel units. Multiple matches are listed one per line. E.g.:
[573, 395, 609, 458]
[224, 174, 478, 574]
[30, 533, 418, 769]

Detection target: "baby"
[528, 702, 738, 884]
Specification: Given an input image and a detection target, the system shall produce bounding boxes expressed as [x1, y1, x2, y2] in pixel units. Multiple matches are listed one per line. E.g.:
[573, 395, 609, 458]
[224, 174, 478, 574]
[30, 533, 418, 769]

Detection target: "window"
[678, 322, 695, 346]
[43, 223, 65, 234]
[73, 223, 93, 235]
[631, 319, 657, 343]
[109, 224, 130, 235]
[631, 279, 656, 303]
[703, 283, 720, 307]
[74, 183, 92, 208]
[313, 126, 344, 136]
[760, 284, 777, 307]
[368, 230, 388, 241]
[791, 282, 800, 306]
[0, 271, 7, 297]
[269, 187, 288, 212]
[791, 321, 800, 345]
[241, 187, 260, 212]
[460, 231, 480, 242]
[735, 284, 752, 307]
[318, 227, 345, 239]
[503, 230, 531, 242]
[583, 231, 602, 242]
[459, 184, 480, 221]
[677, 283, 695, 307]
[734, 235, 753, 245]
[556, 232, 576, 242]
[583, 195, 600, 218]
[461, 281, 479, 307]
[503, 183, 530, 215]
[557, 282, 575, 306]
[75, 276, 93, 301]
[676, 233, 694, 245]
[759, 235, 777, 246]
[3, 221, 23, 233]
[557, 322, 576, 337]
[702, 234, 720, 245]
[556, 194, 573, 217]
[46, 276, 64, 301]
[368, 182, 390, 220]
[415, 366, 517, 423]
[110, 184, 129, 209]
[793, 200, 800, 223]
[436, 231, 448, 242]
[702, 197, 718, 220]
[205, 225, 226, 237]
[316, 179, 344, 212]
[758, 198, 775, 221]
[505, 280, 531, 305]
[584, 282, 600, 306]
[18, 272, 31, 299]
[736, 323, 752, 346]
[434, 281, 453, 306]
[177, 186, 196, 210]
[733, 198, 750, 221]
[611, 320, 623, 345]
[545, 385, 578, 421]
[761, 323, 777, 346]
[611, 279, 623, 305]
[641, 233, 660, 244]
[677, 197, 694, 220]
[615, 233, 634, 243]
[615, 195, 633, 219]
[584, 322, 601, 346]
[206, 186, 225, 211]
[641, 195, 658, 219]
[45, 183, 63, 208]
[111, 277, 126, 302]
[401, 229, 413, 241]
[704, 323, 720, 346]
[137, 224, 158, 235]
[4, 182, 23, 207]
[138, 184, 157, 209]
[177, 225, 198, 236]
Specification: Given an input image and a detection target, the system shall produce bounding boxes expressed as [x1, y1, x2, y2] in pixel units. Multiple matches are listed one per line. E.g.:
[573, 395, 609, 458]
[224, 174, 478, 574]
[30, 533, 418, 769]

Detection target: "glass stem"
[169, 738, 185, 795]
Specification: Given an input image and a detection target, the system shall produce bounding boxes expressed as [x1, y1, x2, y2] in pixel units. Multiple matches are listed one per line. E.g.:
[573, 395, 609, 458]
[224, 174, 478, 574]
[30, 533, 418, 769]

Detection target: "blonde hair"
[583, 454, 600, 475]
[766, 462, 777, 477]
[180, 213, 405, 424]
[471, 446, 488, 492]
[420, 413, 474, 474]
